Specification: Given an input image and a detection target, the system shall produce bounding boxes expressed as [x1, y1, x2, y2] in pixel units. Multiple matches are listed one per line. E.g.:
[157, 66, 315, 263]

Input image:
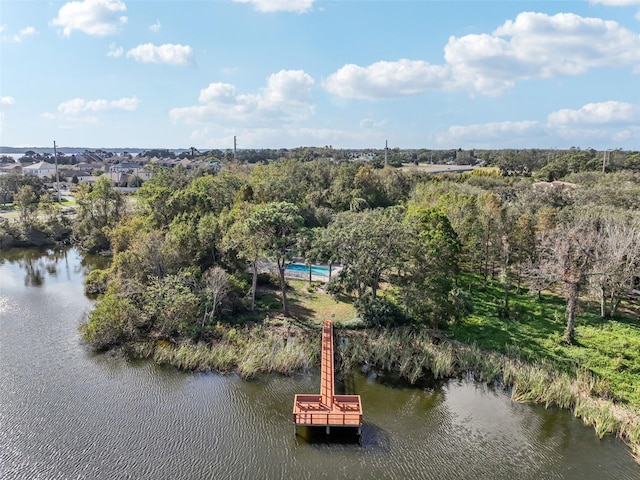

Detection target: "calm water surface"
[1, 248, 638, 480]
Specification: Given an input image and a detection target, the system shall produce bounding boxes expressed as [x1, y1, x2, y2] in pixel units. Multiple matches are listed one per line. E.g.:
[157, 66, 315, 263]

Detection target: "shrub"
[79, 294, 139, 351]
[355, 296, 405, 327]
[84, 268, 109, 296]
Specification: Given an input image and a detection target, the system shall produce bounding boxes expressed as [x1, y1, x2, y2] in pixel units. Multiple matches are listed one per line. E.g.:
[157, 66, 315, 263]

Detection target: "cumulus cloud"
[51, 0, 127, 37]
[325, 12, 640, 99]
[232, 0, 314, 13]
[126, 43, 194, 66]
[170, 69, 315, 127]
[2, 26, 37, 43]
[450, 12, 640, 93]
[433, 101, 640, 147]
[1, 96, 16, 106]
[107, 43, 123, 57]
[150, 20, 161, 32]
[56, 96, 140, 115]
[548, 101, 640, 126]
[323, 59, 451, 100]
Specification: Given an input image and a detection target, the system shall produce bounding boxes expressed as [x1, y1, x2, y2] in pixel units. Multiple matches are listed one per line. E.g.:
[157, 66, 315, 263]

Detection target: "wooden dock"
[293, 320, 362, 435]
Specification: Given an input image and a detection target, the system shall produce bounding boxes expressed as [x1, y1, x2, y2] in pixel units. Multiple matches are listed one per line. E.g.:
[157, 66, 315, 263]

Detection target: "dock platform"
[293, 320, 362, 434]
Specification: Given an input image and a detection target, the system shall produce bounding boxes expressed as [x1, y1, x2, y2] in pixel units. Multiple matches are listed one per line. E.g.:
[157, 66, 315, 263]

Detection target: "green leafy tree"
[0, 172, 44, 205]
[15, 185, 36, 224]
[395, 207, 462, 326]
[324, 207, 406, 300]
[73, 176, 124, 252]
[221, 203, 262, 311]
[246, 202, 304, 317]
[143, 273, 200, 338]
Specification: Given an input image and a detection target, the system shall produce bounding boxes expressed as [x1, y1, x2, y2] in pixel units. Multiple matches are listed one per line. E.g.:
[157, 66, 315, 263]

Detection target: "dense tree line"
[63, 155, 639, 350]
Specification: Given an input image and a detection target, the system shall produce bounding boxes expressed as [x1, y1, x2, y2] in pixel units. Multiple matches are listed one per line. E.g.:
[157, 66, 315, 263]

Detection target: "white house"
[22, 161, 57, 177]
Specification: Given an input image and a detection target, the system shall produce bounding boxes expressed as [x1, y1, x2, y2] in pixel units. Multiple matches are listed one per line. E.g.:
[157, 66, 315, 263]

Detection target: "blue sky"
[1, 0, 639, 150]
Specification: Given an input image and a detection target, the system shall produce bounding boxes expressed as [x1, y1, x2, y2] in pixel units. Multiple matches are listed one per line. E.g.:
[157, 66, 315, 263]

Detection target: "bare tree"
[202, 266, 231, 326]
[532, 222, 599, 343]
[589, 220, 640, 318]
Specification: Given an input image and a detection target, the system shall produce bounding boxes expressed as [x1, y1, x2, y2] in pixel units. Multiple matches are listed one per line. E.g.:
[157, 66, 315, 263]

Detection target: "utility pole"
[384, 140, 388, 167]
[233, 135, 237, 163]
[53, 140, 61, 203]
[602, 149, 613, 173]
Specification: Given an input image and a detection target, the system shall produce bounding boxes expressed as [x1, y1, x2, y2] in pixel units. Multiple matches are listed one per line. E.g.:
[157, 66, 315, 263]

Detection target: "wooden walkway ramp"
[293, 320, 362, 434]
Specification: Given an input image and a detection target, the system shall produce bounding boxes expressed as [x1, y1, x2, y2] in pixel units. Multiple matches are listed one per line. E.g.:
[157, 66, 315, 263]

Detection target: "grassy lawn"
[451, 276, 640, 404]
[254, 279, 358, 328]
[287, 280, 358, 326]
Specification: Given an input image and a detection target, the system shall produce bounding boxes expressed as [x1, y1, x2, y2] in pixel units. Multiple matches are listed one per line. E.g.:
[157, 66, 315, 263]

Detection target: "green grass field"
[449, 277, 640, 404]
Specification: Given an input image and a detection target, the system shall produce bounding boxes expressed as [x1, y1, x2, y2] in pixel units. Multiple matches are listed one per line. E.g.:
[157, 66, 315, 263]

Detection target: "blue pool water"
[286, 263, 331, 276]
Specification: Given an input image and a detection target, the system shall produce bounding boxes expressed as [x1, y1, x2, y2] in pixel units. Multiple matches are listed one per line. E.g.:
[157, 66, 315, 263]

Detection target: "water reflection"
[0, 247, 110, 288]
[0, 248, 60, 287]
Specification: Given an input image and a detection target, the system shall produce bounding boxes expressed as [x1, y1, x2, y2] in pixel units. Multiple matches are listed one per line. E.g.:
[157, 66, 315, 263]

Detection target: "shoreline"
[117, 323, 640, 463]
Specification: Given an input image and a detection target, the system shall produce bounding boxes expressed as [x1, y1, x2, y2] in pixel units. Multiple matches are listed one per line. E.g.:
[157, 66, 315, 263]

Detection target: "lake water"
[0, 248, 638, 479]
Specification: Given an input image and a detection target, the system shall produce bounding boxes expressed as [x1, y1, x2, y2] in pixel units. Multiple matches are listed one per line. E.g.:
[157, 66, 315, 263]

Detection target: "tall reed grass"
[127, 324, 319, 379]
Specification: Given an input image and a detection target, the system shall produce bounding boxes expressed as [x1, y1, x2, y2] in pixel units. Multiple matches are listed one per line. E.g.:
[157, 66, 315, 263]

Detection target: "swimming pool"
[285, 263, 331, 276]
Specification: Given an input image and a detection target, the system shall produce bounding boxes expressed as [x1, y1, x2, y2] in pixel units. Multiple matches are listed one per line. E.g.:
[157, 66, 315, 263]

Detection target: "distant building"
[109, 162, 143, 173]
[0, 163, 23, 174]
[22, 161, 57, 177]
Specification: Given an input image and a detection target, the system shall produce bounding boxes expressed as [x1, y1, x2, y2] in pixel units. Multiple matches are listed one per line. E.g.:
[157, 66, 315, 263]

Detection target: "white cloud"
[324, 12, 640, 99]
[433, 101, 640, 148]
[548, 101, 640, 126]
[150, 20, 161, 32]
[448, 12, 640, 94]
[51, 0, 127, 37]
[198, 83, 238, 104]
[590, 1, 640, 5]
[1, 96, 16, 106]
[3, 26, 37, 43]
[435, 121, 545, 147]
[56, 96, 140, 115]
[126, 43, 194, 66]
[170, 69, 315, 127]
[110, 97, 141, 111]
[360, 118, 388, 129]
[232, 0, 314, 14]
[323, 59, 451, 99]
[42, 111, 99, 127]
[107, 43, 123, 57]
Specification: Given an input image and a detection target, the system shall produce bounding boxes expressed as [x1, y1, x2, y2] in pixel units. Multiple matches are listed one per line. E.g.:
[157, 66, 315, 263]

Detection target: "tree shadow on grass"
[287, 296, 317, 323]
